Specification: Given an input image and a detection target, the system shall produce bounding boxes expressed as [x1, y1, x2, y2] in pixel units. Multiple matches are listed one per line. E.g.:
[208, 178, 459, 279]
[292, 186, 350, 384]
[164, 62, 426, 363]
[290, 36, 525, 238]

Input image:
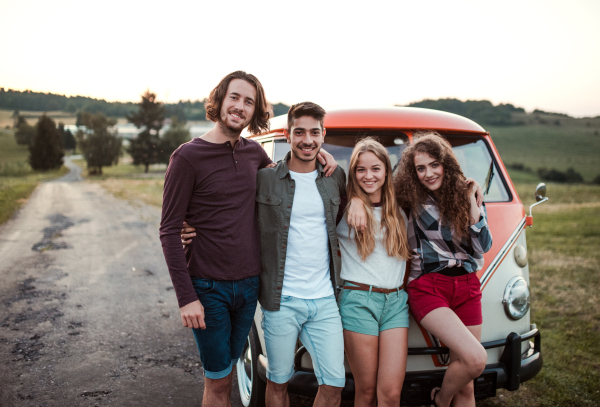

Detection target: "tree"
[14, 122, 35, 145]
[57, 122, 77, 150]
[127, 90, 165, 173]
[159, 117, 191, 163]
[75, 112, 122, 175]
[29, 115, 64, 171]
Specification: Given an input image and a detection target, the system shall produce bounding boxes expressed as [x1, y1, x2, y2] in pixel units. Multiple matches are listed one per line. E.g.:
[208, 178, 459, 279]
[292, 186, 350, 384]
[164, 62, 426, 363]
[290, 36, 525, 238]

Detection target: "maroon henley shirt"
[159, 136, 272, 308]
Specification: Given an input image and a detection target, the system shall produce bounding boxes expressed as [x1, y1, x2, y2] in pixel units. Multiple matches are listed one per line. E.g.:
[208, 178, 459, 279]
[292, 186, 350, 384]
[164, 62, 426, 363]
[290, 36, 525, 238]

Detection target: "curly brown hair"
[394, 131, 472, 237]
[204, 71, 272, 135]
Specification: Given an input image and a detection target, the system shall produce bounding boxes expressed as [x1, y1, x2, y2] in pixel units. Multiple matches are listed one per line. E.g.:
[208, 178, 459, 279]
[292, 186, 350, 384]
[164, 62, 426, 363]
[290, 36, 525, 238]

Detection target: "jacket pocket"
[256, 195, 283, 233]
[330, 196, 341, 224]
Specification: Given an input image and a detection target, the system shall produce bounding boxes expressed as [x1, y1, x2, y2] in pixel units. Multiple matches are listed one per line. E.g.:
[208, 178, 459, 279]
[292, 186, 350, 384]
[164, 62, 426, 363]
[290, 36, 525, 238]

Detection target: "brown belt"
[342, 280, 404, 294]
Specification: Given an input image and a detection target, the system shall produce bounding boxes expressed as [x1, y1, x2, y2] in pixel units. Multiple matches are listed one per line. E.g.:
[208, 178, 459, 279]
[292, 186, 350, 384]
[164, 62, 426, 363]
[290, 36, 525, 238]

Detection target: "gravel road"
[0, 160, 257, 406]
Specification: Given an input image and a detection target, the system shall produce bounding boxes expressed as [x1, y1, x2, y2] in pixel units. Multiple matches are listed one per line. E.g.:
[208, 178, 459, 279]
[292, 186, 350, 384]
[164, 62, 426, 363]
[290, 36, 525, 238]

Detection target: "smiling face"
[414, 152, 445, 195]
[218, 78, 256, 133]
[285, 115, 325, 167]
[356, 151, 386, 203]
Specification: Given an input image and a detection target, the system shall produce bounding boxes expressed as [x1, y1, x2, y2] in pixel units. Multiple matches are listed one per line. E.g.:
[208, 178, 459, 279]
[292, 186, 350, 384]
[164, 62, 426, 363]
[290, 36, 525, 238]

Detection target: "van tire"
[236, 322, 266, 407]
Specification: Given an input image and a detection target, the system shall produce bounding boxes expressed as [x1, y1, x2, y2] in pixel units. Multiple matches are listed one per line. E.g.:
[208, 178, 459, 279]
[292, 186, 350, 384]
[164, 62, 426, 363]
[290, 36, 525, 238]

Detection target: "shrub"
[537, 167, 584, 183]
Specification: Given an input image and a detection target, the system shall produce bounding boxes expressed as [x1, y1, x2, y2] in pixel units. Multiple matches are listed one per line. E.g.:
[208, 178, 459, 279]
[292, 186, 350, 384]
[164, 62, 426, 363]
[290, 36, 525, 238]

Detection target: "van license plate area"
[402, 371, 496, 404]
[474, 372, 497, 399]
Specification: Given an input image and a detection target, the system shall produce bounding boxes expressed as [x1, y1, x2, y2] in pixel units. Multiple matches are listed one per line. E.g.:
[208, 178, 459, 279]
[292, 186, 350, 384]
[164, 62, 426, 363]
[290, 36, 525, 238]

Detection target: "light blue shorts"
[261, 295, 345, 387]
[338, 282, 410, 336]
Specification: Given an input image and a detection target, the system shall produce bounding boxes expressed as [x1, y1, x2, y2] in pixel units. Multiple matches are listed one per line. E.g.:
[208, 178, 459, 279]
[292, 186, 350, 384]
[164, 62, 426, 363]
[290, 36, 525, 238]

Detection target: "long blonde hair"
[346, 138, 411, 261]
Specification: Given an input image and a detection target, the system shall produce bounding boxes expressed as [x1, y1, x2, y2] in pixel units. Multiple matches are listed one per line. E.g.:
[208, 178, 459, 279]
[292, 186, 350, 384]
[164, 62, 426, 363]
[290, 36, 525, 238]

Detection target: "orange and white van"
[236, 107, 545, 406]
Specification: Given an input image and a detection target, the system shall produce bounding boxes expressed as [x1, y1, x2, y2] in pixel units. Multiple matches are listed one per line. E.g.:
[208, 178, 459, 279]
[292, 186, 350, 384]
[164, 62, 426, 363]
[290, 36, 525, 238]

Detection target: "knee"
[356, 385, 376, 404]
[465, 347, 487, 378]
[205, 375, 232, 394]
[267, 380, 288, 394]
[457, 380, 474, 397]
[377, 387, 401, 405]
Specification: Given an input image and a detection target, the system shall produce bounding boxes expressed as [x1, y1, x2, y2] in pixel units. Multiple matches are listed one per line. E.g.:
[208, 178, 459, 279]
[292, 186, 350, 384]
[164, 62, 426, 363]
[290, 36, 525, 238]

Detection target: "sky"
[0, 0, 599, 117]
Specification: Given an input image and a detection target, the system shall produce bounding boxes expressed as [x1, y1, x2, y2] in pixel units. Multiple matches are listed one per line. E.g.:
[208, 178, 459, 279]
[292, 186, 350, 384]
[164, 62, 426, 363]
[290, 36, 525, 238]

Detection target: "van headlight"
[502, 277, 530, 320]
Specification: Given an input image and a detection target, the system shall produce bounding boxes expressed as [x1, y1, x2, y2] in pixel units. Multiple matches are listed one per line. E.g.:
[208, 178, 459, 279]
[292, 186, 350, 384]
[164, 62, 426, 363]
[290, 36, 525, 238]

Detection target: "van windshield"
[273, 131, 509, 202]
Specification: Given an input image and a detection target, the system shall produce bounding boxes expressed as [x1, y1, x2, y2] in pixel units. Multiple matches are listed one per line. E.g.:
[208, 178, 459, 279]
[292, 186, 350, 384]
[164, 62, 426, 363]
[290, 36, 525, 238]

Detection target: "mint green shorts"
[337, 282, 409, 336]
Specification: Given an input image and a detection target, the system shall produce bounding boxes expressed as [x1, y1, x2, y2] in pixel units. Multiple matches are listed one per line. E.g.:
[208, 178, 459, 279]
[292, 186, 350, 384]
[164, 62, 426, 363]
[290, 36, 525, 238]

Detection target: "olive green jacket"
[256, 152, 346, 311]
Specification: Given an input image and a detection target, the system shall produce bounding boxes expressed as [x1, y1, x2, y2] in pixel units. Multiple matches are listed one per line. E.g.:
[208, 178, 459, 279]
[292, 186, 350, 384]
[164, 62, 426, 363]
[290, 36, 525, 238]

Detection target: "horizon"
[1, 0, 599, 118]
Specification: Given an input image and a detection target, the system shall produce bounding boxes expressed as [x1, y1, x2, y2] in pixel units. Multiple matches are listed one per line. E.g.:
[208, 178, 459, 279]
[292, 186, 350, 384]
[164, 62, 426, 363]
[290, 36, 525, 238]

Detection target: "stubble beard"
[292, 144, 321, 163]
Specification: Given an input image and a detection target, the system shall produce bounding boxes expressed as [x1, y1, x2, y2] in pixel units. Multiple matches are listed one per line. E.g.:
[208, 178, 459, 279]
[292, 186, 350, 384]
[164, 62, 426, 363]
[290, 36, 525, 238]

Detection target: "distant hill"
[404, 98, 531, 126]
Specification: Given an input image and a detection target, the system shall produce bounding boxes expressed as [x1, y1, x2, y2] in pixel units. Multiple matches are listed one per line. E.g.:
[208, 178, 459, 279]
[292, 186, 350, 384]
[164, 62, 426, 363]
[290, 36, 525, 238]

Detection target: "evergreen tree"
[159, 117, 191, 163]
[29, 115, 64, 171]
[76, 112, 122, 175]
[57, 122, 77, 150]
[126, 90, 165, 173]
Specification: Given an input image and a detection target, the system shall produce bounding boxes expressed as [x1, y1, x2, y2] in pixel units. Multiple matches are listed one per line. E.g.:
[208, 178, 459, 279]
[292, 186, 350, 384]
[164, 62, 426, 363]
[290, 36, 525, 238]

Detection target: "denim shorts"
[191, 275, 259, 379]
[261, 295, 345, 387]
[338, 282, 410, 336]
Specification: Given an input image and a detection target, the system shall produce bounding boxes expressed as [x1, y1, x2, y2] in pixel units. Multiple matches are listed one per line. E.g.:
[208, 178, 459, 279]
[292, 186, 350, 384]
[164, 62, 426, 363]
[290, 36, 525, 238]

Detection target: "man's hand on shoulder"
[180, 300, 206, 329]
[317, 148, 338, 177]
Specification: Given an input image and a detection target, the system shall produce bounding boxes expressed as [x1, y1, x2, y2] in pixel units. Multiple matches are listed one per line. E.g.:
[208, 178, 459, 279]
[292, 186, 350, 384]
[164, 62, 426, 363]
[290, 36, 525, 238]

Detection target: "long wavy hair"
[204, 71, 271, 135]
[346, 138, 411, 261]
[394, 131, 472, 237]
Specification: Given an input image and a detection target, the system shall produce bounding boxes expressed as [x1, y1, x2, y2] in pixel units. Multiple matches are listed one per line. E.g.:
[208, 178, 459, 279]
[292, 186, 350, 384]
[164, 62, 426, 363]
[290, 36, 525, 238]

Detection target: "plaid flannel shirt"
[407, 195, 493, 283]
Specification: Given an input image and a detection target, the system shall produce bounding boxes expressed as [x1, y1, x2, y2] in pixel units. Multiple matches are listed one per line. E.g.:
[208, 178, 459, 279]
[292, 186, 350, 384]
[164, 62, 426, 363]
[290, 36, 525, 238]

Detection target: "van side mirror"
[525, 183, 549, 228]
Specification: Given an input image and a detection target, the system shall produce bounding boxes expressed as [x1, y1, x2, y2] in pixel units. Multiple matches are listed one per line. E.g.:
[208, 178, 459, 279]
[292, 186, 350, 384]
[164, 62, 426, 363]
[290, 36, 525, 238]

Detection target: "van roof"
[252, 106, 486, 136]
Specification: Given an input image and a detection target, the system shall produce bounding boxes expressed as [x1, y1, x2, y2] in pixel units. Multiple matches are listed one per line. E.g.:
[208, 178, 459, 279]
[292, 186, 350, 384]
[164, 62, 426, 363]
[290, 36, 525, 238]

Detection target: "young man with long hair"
[159, 72, 336, 407]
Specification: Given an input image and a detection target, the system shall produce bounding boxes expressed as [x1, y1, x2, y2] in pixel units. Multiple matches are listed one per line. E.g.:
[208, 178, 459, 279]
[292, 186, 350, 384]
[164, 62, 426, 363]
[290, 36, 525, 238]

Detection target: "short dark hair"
[204, 71, 271, 135]
[287, 102, 326, 131]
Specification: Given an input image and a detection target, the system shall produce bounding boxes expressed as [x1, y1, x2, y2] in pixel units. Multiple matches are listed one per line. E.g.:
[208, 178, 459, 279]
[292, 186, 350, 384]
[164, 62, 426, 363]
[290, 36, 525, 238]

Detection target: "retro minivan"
[236, 107, 545, 406]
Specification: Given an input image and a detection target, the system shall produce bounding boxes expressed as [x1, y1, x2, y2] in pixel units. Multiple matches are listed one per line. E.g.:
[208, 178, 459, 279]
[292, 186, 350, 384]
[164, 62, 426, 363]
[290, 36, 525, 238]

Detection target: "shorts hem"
[204, 361, 233, 379]
[380, 321, 410, 331]
[316, 376, 346, 387]
[342, 324, 378, 336]
[266, 370, 294, 384]
[413, 303, 449, 324]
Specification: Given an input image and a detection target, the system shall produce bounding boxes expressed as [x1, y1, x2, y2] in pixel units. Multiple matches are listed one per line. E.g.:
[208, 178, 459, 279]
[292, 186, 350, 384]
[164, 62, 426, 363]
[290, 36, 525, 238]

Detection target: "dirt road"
[0, 159, 253, 406]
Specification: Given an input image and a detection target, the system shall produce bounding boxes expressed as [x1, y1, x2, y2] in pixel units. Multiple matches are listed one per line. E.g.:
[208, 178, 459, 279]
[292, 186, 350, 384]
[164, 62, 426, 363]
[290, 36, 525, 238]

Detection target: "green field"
[488, 116, 600, 182]
[0, 129, 68, 225]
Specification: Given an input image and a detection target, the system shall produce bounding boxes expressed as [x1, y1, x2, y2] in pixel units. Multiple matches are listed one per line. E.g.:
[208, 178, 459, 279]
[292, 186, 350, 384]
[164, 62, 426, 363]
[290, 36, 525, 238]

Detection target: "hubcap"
[236, 335, 253, 406]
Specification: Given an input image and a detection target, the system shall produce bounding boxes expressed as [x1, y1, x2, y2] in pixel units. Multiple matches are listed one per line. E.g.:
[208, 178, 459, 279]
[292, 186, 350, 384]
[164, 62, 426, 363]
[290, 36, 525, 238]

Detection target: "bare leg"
[343, 329, 379, 407]
[314, 384, 342, 407]
[376, 328, 408, 407]
[449, 325, 482, 407]
[203, 370, 233, 407]
[266, 380, 290, 407]
[420, 308, 486, 407]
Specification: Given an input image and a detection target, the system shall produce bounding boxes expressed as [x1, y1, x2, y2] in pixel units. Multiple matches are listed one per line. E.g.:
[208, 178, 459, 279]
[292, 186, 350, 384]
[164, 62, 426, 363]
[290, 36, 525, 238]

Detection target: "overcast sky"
[1, 0, 599, 117]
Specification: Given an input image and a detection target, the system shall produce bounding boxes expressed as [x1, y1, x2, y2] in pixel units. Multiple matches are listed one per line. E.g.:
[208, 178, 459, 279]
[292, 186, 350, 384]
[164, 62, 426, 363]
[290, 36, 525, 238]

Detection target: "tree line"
[404, 98, 528, 126]
[12, 90, 192, 175]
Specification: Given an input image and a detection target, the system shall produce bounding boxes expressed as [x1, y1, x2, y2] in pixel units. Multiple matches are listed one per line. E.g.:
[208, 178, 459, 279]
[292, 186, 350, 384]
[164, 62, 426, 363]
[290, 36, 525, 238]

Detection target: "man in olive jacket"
[256, 102, 346, 407]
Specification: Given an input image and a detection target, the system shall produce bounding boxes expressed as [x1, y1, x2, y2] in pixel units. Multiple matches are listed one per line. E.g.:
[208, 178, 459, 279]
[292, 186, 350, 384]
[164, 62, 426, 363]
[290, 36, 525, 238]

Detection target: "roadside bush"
[537, 167, 584, 183]
[593, 175, 600, 185]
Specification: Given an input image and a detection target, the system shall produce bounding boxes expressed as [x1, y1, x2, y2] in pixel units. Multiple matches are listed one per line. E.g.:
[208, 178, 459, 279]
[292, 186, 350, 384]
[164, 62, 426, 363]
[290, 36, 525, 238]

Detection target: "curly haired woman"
[394, 131, 493, 407]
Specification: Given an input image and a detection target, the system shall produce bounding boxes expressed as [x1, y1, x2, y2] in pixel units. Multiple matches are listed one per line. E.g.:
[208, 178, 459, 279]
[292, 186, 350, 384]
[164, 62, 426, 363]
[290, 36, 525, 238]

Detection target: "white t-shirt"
[337, 207, 407, 289]
[281, 170, 334, 299]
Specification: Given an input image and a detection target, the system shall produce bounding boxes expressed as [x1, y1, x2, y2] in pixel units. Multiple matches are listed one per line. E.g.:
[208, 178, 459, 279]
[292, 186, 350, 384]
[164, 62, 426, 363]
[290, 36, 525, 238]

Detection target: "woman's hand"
[316, 149, 338, 177]
[466, 178, 484, 207]
[346, 197, 367, 232]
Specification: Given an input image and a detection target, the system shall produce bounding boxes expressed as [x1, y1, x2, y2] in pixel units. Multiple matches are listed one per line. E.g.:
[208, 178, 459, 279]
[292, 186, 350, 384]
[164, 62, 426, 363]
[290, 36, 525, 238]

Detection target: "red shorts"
[406, 272, 482, 326]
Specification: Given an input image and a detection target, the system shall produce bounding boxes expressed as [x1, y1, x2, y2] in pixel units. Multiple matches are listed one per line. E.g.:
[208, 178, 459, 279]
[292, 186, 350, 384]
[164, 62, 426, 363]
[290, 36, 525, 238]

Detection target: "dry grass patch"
[97, 178, 164, 208]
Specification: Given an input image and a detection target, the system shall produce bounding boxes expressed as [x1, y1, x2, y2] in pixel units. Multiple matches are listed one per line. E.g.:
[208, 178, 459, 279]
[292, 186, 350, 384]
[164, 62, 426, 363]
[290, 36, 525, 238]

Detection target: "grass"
[0, 108, 77, 127]
[480, 183, 600, 406]
[0, 129, 69, 225]
[72, 157, 165, 207]
[488, 118, 600, 182]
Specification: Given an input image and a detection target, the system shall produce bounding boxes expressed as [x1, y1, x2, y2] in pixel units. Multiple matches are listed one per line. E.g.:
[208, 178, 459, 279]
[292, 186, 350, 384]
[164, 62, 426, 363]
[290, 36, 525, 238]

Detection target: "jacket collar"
[277, 151, 325, 179]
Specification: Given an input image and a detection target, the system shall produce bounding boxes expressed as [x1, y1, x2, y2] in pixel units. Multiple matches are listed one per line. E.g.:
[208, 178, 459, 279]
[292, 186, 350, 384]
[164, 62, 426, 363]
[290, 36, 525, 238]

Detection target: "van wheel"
[236, 322, 266, 407]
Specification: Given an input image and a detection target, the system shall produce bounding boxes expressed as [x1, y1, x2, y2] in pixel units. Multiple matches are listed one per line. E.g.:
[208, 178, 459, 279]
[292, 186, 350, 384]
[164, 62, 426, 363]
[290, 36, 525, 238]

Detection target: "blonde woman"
[337, 138, 411, 407]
